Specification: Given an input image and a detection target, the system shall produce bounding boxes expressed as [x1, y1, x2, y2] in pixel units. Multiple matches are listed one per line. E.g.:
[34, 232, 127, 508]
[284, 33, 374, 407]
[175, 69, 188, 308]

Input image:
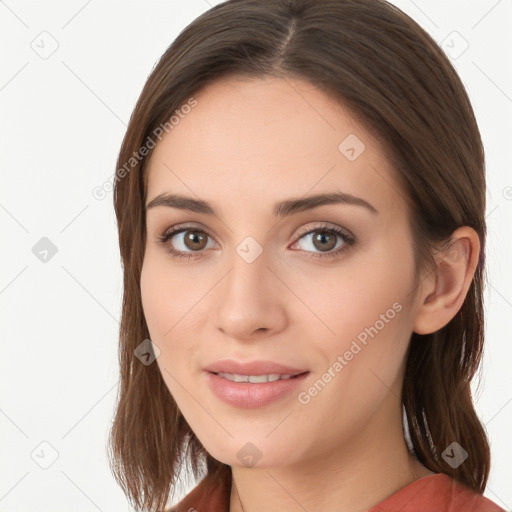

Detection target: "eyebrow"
[145, 191, 378, 217]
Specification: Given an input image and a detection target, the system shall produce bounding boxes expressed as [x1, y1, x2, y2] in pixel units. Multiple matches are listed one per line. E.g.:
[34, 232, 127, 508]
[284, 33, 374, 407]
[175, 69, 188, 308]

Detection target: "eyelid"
[160, 222, 217, 241]
[292, 221, 354, 241]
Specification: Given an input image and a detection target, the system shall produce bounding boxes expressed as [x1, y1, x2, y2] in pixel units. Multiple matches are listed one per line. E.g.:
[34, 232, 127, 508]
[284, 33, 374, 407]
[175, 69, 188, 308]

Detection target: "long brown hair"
[107, 1, 490, 510]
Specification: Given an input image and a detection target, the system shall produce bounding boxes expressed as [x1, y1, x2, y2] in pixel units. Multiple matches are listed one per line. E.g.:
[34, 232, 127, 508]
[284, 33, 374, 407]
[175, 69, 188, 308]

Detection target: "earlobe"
[412, 227, 480, 335]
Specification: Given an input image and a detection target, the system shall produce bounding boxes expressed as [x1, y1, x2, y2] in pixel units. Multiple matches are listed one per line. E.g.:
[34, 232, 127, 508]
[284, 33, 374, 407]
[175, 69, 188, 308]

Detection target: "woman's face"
[141, 76, 423, 469]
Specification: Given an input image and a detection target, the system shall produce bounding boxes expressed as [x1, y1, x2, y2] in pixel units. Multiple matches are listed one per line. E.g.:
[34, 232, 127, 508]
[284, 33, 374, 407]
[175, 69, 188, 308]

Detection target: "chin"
[199, 433, 307, 470]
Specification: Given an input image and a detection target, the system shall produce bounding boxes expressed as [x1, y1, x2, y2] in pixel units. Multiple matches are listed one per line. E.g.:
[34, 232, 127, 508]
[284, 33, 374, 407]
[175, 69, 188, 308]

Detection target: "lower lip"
[205, 371, 309, 409]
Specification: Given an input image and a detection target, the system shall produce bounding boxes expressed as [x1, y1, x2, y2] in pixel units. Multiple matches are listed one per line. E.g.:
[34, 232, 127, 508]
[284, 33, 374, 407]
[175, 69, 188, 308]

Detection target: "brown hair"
[107, 0, 490, 510]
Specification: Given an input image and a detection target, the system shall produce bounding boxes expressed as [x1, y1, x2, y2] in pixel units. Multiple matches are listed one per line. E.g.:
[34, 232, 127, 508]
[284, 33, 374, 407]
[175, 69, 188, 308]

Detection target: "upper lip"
[203, 359, 309, 376]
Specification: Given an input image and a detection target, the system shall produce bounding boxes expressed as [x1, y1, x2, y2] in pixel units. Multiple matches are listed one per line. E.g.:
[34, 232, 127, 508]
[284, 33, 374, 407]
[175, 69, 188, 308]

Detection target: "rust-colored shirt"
[166, 469, 505, 512]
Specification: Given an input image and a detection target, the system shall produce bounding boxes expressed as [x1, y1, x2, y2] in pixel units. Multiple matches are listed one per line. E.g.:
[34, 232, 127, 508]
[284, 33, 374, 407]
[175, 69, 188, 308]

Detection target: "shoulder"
[370, 473, 506, 512]
[164, 468, 232, 512]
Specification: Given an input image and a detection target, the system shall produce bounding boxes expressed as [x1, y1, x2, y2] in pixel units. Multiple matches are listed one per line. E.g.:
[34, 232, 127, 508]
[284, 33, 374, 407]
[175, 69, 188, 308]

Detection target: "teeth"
[249, 374, 269, 383]
[216, 372, 297, 383]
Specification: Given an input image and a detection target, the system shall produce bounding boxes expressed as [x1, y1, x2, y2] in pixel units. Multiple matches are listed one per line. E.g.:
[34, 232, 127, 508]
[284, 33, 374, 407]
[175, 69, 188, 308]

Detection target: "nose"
[211, 245, 288, 342]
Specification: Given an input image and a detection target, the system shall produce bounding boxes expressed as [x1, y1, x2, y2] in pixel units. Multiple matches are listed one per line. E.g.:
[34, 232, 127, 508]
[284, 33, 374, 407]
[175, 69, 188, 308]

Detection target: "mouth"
[205, 369, 310, 408]
[211, 371, 309, 383]
[203, 358, 309, 377]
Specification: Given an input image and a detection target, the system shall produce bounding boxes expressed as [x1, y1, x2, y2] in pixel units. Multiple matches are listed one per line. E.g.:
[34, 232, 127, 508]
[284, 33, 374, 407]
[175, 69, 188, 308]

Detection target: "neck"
[229, 397, 434, 512]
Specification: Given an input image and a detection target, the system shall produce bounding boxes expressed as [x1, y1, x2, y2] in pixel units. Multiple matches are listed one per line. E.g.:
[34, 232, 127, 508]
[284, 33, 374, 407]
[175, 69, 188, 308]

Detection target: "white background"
[1, 0, 511, 510]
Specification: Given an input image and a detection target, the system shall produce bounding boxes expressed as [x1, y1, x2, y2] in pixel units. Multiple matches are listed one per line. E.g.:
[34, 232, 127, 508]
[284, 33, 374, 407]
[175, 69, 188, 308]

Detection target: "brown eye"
[158, 226, 216, 258]
[311, 231, 337, 252]
[294, 226, 351, 255]
[183, 230, 208, 251]
[159, 223, 355, 261]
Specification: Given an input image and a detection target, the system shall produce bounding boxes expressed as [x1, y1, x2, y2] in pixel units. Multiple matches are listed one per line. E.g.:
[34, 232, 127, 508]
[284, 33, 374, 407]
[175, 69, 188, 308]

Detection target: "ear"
[412, 226, 481, 335]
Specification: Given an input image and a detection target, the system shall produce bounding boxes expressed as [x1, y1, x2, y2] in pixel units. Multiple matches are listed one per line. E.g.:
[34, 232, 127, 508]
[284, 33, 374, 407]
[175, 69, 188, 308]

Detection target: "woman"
[107, 0, 505, 511]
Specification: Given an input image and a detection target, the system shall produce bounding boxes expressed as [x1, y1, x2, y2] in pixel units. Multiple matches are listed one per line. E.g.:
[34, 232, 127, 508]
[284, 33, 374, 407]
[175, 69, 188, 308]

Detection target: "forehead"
[145, 76, 401, 216]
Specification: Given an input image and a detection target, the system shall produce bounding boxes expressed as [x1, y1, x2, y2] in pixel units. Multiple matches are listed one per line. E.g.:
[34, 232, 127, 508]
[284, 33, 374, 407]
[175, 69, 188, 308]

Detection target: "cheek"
[140, 253, 207, 377]
[140, 257, 169, 337]
[140, 250, 197, 338]
[295, 281, 412, 444]
[140, 259, 192, 403]
[310, 243, 415, 382]
[310, 257, 411, 342]
[139, 254, 190, 372]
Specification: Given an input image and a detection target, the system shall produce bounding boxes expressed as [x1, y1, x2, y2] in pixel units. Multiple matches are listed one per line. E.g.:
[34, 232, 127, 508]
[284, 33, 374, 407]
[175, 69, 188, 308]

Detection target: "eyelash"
[156, 223, 355, 261]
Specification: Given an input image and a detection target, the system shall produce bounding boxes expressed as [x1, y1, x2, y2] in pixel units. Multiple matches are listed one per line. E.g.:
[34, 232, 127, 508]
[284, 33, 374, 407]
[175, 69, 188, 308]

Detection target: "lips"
[203, 359, 310, 408]
[203, 359, 308, 377]
[216, 372, 296, 383]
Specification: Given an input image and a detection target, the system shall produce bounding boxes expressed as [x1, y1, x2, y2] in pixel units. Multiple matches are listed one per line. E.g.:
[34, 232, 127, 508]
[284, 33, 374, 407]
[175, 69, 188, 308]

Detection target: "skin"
[140, 76, 480, 512]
